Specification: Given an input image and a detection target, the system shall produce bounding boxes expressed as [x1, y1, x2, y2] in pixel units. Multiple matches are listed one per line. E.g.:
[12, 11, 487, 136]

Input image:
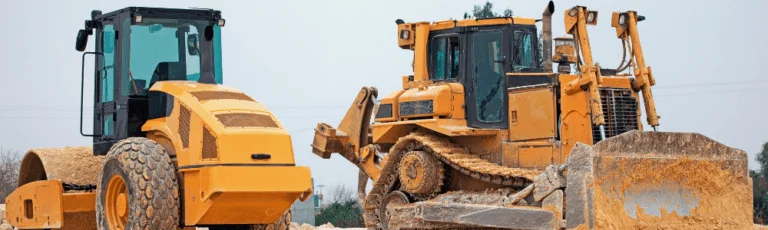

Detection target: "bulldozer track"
[363, 132, 541, 229]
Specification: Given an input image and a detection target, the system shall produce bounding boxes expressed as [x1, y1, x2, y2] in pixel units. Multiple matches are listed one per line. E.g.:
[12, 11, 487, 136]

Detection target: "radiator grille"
[202, 127, 218, 159]
[191, 91, 254, 101]
[593, 88, 639, 143]
[178, 106, 191, 148]
[399, 100, 434, 117]
[215, 113, 279, 128]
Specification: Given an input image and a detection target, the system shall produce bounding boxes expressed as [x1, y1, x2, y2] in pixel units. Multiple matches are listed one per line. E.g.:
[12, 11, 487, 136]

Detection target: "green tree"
[753, 142, 768, 224]
[756, 142, 768, 178]
[315, 185, 364, 227]
[463, 1, 513, 19]
[753, 170, 768, 224]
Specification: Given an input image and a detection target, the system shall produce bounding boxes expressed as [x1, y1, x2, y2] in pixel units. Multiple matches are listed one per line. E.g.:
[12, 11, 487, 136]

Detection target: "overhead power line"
[655, 87, 768, 97]
[655, 80, 768, 89]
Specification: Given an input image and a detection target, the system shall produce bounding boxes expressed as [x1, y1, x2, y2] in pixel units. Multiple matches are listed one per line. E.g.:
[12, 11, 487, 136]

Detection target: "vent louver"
[178, 106, 191, 148]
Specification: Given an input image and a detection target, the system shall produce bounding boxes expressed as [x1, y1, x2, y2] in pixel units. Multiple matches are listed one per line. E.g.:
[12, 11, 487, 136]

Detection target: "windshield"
[123, 18, 223, 96]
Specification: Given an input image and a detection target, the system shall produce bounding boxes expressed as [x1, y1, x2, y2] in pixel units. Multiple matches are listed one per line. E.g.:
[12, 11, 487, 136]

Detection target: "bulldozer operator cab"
[393, 18, 545, 129]
[76, 7, 225, 154]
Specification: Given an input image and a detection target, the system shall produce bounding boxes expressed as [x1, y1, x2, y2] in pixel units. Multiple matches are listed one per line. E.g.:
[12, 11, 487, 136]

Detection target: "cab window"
[429, 36, 460, 81]
[513, 31, 536, 71]
[100, 24, 116, 103]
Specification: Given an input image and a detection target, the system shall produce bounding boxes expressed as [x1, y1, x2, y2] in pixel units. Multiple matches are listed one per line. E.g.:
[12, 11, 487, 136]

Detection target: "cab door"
[93, 21, 119, 154]
[465, 28, 508, 129]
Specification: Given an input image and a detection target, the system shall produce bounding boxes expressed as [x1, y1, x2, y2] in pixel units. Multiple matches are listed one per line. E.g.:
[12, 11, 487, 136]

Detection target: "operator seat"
[149, 62, 187, 89]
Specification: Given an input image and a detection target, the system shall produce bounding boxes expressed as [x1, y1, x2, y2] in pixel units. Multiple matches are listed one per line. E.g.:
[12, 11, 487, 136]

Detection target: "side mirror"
[187, 34, 200, 56]
[76, 29, 90, 52]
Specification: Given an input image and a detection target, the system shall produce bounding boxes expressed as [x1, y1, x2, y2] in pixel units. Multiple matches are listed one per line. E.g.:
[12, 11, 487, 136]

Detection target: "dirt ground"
[0, 203, 764, 229]
[0, 204, 362, 230]
[288, 222, 364, 230]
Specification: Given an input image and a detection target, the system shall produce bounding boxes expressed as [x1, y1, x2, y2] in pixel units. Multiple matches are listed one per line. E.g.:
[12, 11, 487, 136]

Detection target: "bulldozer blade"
[387, 202, 557, 230]
[417, 202, 556, 229]
[565, 131, 752, 229]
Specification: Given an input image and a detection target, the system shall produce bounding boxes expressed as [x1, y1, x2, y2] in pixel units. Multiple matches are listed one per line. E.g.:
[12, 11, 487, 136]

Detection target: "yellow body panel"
[507, 86, 557, 142]
[376, 83, 464, 122]
[181, 166, 312, 225]
[428, 21, 455, 30]
[398, 84, 452, 119]
[375, 90, 405, 122]
[501, 141, 561, 170]
[372, 119, 499, 144]
[558, 74, 593, 156]
[142, 81, 295, 167]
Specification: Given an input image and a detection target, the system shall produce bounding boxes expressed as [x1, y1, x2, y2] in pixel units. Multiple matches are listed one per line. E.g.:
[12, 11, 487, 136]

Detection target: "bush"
[315, 185, 364, 227]
[0, 147, 20, 203]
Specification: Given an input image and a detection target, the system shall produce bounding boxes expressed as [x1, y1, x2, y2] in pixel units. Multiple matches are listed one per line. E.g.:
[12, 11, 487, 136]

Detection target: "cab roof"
[96, 7, 221, 21]
[428, 17, 537, 31]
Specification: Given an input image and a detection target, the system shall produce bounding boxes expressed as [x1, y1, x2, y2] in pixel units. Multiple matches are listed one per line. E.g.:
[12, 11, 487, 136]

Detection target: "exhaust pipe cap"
[546, 1, 555, 15]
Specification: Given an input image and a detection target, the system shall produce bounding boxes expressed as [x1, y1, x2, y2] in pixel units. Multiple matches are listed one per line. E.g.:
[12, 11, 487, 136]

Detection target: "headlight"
[619, 14, 627, 25]
[587, 12, 596, 23]
[400, 30, 410, 40]
[135, 15, 143, 23]
[568, 8, 578, 17]
[218, 19, 226, 27]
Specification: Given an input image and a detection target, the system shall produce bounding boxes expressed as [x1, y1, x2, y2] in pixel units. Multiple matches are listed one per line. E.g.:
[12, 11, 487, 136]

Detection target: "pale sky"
[1, 0, 766, 194]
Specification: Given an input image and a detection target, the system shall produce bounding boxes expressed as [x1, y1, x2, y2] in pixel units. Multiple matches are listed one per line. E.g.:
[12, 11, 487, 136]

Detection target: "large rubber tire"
[96, 137, 180, 230]
[208, 210, 291, 230]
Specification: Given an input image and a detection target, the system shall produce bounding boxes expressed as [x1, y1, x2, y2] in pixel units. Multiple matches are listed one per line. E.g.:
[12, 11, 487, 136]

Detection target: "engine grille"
[202, 127, 218, 160]
[592, 88, 639, 143]
[178, 106, 191, 148]
[215, 113, 279, 128]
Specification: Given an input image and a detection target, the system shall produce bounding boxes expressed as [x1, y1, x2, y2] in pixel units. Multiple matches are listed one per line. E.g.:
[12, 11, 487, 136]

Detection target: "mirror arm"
[81, 52, 104, 137]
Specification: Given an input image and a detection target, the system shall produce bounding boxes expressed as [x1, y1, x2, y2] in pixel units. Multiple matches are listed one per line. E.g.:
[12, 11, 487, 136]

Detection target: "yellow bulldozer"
[313, 2, 752, 229]
[5, 7, 312, 230]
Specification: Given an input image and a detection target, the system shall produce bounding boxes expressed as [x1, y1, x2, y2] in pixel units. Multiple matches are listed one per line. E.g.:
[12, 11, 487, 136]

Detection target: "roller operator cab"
[5, 7, 311, 230]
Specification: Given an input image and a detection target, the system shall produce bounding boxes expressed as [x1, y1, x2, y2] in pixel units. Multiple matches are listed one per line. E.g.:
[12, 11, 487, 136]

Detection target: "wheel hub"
[398, 151, 444, 195]
[116, 193, 127, 217]
[106, 174, 128, 229]
[381, 191, 410, 228]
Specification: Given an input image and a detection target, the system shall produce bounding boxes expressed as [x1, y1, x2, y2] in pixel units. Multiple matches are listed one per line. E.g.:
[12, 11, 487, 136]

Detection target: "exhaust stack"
[542, 1, 555, 72]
